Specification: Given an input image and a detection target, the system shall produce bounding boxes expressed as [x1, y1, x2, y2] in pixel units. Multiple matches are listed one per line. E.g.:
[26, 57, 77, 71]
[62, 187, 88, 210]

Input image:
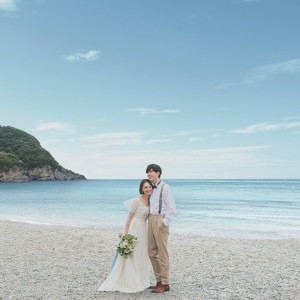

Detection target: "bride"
[98, 179, 152, 293]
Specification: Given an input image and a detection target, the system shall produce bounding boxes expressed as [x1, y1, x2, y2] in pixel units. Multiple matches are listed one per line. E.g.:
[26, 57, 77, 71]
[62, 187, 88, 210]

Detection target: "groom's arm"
[163, 184, 176, 226]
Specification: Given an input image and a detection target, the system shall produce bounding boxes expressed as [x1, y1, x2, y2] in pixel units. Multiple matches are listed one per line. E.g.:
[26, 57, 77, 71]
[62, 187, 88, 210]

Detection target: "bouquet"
[117, 233, 138, 259]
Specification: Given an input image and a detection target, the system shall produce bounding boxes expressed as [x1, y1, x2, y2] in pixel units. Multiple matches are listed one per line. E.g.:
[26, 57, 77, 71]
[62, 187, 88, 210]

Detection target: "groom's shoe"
[151, 284, 170, 293]
[148, 281, 161, 289]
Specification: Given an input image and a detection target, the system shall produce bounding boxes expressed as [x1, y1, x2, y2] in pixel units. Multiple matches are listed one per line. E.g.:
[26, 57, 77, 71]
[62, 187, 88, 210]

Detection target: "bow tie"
[153, 181, 161, 189]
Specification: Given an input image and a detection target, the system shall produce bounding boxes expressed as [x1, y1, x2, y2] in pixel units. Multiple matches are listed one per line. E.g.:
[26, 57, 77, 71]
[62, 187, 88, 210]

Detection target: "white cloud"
[83, 140, 138, 147]
[173, 129, 223, 136]
[189, 137, 202, 142]
[80, 131, 171, 147]
[144, 145, 272, 169]
[282, 116, 300, 121]
[65, 50, 101, 62]
[93, 117, 107, 122]
[0, 0, 18, 11]
[216, 59, 300, 88]
[68, 145, 273, 178]
[146, 139, 170, 145]
[243, 59, 300, 84]
[80, 131, 147, 142]
[230, 121, 300, 134]
[215, 82, 235, 89]
[84, 140, 170, 148]
[35, 121, 76, 133]
[127, 108, 179, 115]
[197, 145, 269, 153]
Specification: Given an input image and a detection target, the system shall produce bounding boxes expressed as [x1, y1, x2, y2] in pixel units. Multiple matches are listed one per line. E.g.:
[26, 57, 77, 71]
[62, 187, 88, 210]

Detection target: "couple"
[98, 164, 176, 294]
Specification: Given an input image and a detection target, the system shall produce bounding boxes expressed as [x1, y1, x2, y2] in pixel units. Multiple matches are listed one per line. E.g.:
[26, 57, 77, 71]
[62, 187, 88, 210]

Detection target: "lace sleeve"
[123, 197, 140, 213]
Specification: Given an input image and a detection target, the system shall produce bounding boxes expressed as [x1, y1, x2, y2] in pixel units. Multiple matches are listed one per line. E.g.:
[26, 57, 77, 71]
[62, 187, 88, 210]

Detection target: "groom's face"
[147, 169, 160, 183]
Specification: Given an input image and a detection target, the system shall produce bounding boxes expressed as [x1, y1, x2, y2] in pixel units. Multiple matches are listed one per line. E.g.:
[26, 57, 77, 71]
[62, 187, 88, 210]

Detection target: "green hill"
[0, 126, 61, 170]
[0, 126, 86, 182]
[0, 152, 24, 172]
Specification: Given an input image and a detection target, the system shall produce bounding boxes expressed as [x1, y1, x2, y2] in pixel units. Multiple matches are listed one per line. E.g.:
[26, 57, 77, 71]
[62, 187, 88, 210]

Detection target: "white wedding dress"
[98, 197, 150, 293]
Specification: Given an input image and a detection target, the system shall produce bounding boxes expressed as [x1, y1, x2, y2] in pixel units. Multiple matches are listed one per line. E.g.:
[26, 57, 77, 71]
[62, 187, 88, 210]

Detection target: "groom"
[146, 164, 176, 293]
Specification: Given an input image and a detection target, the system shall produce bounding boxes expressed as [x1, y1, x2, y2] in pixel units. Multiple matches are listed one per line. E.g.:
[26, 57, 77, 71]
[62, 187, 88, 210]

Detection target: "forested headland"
[0, 126, 86, 182]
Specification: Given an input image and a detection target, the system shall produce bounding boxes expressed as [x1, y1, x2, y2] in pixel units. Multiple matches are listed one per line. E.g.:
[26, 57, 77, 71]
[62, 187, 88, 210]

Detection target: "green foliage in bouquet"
[117, 234, 138, 259]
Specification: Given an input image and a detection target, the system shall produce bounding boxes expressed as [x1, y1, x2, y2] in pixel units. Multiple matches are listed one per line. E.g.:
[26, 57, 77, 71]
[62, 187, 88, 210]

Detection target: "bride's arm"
[123, 211, 135, 236]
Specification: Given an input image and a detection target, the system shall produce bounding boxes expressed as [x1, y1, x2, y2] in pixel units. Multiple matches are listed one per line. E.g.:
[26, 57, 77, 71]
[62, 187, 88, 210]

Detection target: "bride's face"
[142, 182, 153, 196]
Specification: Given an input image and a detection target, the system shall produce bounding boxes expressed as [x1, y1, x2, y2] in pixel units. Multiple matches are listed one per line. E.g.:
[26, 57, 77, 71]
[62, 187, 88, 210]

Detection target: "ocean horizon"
[1, 179, 299, 240]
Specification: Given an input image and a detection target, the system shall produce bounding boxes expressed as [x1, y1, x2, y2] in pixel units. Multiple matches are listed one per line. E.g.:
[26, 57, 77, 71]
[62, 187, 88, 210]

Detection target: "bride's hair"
[139, 179, 153, 194]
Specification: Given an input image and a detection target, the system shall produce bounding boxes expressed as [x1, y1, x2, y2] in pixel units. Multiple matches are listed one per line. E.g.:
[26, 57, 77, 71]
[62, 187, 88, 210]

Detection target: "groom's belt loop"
[159, 183, 166, 214]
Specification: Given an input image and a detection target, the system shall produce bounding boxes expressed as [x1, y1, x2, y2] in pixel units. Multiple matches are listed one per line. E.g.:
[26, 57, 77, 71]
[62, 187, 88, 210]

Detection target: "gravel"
[1, 220, 299, 300]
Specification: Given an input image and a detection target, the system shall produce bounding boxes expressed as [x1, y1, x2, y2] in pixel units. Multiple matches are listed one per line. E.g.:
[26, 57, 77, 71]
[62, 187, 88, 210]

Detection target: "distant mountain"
[0, 126, 86, 182]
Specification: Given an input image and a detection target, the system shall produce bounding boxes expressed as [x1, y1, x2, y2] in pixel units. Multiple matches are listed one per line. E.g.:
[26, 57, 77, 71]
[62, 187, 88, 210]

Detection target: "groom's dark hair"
[146, 164, 162, 178]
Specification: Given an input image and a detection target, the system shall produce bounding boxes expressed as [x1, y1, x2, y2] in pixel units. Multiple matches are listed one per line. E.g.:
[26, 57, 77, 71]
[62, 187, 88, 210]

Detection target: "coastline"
[1, 220, 299, 300]
[1, 179, 300, 240]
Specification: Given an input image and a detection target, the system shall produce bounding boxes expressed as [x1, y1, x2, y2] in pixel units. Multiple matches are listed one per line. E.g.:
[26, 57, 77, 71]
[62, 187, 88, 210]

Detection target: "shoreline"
[1, 220, 300, 299]
[1, 217, 299, 241]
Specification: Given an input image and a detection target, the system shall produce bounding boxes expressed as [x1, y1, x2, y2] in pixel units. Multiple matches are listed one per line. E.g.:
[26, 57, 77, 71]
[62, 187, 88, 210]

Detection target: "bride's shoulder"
[125, 196, 140, 203]
[123, 196, 141, 210]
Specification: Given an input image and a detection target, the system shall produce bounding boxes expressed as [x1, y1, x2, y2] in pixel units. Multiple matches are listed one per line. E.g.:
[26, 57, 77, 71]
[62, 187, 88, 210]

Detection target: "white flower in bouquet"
[117, 234, 138, 259]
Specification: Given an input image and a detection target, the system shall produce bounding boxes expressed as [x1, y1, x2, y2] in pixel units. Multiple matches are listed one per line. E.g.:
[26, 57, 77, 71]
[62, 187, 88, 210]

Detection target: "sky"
[0, 0, 300, 179]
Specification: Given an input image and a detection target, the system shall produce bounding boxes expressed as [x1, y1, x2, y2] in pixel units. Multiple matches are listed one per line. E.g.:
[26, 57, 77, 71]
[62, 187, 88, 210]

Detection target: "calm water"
[0, 179, 299, 239]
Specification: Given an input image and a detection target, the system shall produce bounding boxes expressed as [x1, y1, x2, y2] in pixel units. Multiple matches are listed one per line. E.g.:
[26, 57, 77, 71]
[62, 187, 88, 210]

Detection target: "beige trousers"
[147, 214, 170, 285]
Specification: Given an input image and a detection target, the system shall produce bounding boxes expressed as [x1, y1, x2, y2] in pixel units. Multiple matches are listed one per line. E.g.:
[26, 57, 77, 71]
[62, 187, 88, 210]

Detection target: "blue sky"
[1, 0, 300, 179]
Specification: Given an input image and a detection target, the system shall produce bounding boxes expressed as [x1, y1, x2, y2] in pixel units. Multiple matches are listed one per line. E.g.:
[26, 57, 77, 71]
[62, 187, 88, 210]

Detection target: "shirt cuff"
[163, 216, 171, 226]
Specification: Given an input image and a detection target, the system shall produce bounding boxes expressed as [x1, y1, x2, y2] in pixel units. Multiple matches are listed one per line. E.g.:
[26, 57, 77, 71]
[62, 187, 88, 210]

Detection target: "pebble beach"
[1, 220, 299, 300]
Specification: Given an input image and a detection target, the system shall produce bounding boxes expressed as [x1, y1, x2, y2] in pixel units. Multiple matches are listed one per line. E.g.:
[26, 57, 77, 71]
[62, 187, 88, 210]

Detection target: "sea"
[0, 179, 299, 240]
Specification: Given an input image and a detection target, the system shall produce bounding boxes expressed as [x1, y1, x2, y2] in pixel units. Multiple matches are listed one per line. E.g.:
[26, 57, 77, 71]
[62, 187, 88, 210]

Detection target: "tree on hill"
[0, 126, 61, 171]
[0, 152, 24, 172]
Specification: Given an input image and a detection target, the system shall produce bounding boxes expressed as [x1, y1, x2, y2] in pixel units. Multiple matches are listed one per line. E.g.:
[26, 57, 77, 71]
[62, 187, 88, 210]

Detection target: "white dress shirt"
[149, 180, 176, 226]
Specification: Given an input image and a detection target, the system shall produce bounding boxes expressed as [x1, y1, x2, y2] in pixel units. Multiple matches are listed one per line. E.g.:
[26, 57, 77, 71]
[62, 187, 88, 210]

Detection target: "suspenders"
[158, 183, 166, 214]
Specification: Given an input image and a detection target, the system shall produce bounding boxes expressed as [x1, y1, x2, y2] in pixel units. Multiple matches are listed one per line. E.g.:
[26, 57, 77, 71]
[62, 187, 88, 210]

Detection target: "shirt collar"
[154, 180, 161, 188]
